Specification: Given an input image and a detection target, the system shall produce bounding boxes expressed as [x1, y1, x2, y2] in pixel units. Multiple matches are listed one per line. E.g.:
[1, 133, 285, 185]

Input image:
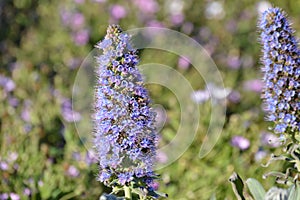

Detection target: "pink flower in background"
[9, 193, 20, 200]
[74, 0, 84, 4]
[23, 188, 31, 197]
[231, 136, 250, 150]
[0, 161, 9, 171]
[227, 90, 241, 104]
[21, 100, 31, 122]
[38, 180, 44, 187]
[255, 149, 267, 162]
[156, 151, 168, 163]
[110, 5, 127, 20]
[170, 14, 184, 25]
[67, 165, 80, 177]
[0, 193, 8, 200]
[0, 75, 15, 92]
[70, 13, 85, 30]
[178, 56, 190, 70]
[60, 10, 72, 26]
[133, 0, 159, 14]
[146, 20, 164, 28]
[227, 55, 241, 69]
[243, 79, 263, 93]
[8, 97, 19, 107]
[181, 22, 194, 34]
[60, 10, 89, 47]
[61, 98, 81, 122]
[73, 29, 89, 46]
[60, 10, 85, 29]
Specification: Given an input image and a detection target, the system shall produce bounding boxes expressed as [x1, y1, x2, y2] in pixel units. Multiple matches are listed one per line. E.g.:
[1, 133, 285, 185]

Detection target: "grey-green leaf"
[265, 187, 288, 200]
[246, 178, 265, 200]
[288, 184, 300, 200]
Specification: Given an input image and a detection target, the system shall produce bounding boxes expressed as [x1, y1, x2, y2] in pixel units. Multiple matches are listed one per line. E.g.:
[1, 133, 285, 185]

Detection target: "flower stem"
[124, 185, 132, 200]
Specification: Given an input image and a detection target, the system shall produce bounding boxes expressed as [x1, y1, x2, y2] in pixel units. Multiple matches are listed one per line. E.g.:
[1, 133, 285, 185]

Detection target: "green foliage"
[232, 176, 300, 200]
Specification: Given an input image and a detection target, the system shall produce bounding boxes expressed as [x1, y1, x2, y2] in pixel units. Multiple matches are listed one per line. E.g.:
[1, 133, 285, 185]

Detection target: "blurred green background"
[1, 0, 299, 199]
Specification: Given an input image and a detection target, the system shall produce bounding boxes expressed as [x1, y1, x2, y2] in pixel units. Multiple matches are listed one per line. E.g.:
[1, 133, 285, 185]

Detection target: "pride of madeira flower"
[93, 25, 162, 199]
[259, 8, 300, 135]
[257, 8, 300, 187]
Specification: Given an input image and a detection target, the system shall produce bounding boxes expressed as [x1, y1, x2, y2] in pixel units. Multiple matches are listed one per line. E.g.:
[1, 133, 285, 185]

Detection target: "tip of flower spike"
[259, 7, 288, 29]
[107, 24, 123, 35]
[262, 7, 281, 15]
[96, 24, 135, 53]
[261, 7, 282, 18]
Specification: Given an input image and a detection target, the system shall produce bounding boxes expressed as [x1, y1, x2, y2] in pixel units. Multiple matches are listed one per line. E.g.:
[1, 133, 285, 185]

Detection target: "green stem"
[124, 185, 132, 200]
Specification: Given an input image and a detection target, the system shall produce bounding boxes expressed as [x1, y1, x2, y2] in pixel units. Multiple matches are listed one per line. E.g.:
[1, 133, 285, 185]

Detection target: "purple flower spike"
[93, 25, 158, 188]
[259, 8, 300, 134]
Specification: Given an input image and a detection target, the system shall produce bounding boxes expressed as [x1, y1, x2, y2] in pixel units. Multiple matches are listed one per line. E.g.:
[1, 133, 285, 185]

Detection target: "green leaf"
[288, 184, 300, 200]
[246, 178, 265, 200]
[39, 184, 53, 199]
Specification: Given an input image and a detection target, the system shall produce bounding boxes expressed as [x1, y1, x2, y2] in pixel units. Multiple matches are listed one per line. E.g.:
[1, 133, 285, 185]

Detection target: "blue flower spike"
[93, 25, 167, 199]
[257, 8, 300, 186]
[259, 8, 300, 136]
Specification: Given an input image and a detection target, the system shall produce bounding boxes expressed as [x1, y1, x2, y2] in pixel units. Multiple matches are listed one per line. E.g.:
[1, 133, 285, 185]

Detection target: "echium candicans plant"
[230, 8, 300, 200]
[259, 7, 300, 185]
[93, 25, 166, 199]
[260, 7, 300, 136]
